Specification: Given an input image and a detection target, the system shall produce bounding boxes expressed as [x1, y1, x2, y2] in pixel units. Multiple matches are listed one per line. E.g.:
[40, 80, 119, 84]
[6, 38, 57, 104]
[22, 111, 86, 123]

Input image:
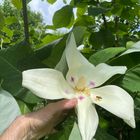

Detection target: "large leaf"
[0, 88, 21, 134]
[0, 42, 44, 104]
[0, 54, 22, 96]
[89, 47, 126, 65]
[35, 38, 61, 61]
[0, 43, 29, 95]
[120, 64, 140, 92]
[16, 89, 42, 104]
[41, 37, 67, 68]
[36, 29, 86, 68]
[53, 5, 74, 28]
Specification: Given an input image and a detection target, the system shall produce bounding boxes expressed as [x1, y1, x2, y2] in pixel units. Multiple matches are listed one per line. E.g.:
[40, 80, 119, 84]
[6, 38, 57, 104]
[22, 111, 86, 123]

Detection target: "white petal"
[90, 63, 127, 87]
[22, 69, 75, 100]
[66, 33, 94, 69]
[66, 63, 127, 88]
[90, 85, 135, 128]
[76, 97, 99, 140]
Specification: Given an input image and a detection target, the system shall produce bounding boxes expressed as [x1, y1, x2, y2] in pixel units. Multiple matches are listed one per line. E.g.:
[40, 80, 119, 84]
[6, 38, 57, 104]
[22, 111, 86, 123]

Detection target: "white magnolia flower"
[22, 33, 135, 140]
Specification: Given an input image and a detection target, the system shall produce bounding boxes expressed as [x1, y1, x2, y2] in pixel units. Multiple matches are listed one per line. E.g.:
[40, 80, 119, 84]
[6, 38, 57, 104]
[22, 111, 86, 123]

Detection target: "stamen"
[78, 96, 85, 100]
[76, 76, 86, 90]
[64, 89, 70, 94]
[89, 81, 95, 88]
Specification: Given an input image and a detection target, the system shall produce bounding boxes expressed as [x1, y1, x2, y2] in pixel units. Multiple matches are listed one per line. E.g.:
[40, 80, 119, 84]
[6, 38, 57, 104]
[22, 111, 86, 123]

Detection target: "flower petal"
[66, 63, 127, 88]
[76, 97, 99, 140]
[66, 33, 94, 69]
[90, 85, 135, 128]
[22, 69, 75, 100]
[89, 63, 127, 87]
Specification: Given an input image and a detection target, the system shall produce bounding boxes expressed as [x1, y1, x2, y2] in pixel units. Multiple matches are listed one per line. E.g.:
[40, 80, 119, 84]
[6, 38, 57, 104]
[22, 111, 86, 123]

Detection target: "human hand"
[0, 98, 77, 140]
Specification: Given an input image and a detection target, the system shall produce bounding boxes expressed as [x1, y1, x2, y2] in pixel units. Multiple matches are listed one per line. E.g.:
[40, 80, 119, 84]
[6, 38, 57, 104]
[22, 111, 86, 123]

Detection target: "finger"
[54, 98, 78, 112]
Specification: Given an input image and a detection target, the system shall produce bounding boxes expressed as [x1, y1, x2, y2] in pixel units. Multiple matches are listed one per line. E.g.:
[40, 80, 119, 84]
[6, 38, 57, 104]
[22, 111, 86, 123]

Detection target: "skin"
[0, 98, 77, 140]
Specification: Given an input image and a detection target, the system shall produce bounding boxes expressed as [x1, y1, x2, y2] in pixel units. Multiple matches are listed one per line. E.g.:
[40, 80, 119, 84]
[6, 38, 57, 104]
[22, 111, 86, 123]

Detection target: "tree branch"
[22, 0, 29, 44]
[102, 13, 108, 29]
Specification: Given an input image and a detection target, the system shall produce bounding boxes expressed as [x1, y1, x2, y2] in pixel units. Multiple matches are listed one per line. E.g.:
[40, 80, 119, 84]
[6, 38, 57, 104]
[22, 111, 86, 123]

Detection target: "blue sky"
[0, 0, 70, 24]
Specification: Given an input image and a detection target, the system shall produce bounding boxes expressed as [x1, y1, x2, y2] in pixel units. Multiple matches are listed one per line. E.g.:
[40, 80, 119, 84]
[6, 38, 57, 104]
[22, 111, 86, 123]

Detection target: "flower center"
[74, 76, 90, 96]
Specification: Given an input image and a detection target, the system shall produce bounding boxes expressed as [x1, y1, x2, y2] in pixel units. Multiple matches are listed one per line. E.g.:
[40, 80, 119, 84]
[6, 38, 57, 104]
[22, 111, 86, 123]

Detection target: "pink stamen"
[65, 89, 70, 94]
[78, 96, 85, 100]
[89, 81, 95, 88]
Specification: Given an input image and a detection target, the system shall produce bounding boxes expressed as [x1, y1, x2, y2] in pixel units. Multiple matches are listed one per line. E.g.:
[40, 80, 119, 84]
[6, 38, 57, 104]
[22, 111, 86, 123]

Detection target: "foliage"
[0, 0, 140, 140]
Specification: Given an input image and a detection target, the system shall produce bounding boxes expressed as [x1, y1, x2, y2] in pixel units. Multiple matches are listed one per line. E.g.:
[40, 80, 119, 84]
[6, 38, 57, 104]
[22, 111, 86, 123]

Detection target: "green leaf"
[89, 29, 115, 48]
[120, 64, 140, 92]
[63, 0, 67, 4]
[89, 47, 126, 65]
[53, 5, 74, 28]
[69, 123, 82, 140]
[41, 34, 61, 46]
[18, 100, 30, 114]
[76, 6, 87, 17]
[27, 0, 32, 3]
[0, 42, 44, 95]
[2, 27, 14, 38]
[72, 26, 87, 45]
[120, 41, 140, 56]
[74, 15, 94, 26]
[88, 6, 109, 16]
[55, 48, 68, 76]
[47, 120, 74, 140]
[0, 11, 4, 30]
[130, 123, 140, 140]
[42, 37, 67, 67]
[11, 0, 22, 10]
[134, 96, 140, 121]
[0, 54, 22, 96]
[17, 89, 42, 104]
[5, 16, 18, 25]
[0, 88, 21, 134]
[47, 0, 57, 4]
[95, 127, 117, 140]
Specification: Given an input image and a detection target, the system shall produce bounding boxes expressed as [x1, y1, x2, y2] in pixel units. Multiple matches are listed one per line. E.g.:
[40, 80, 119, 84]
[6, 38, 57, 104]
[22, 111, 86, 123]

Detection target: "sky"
[0, 0, 70, 25]
[28, 0, 70, 24]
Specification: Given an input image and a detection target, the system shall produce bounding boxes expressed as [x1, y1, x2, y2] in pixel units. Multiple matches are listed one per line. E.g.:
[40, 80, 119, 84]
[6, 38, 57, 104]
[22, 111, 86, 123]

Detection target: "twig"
[102, 13, 108, 29]
[22, 0, 29, 44]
